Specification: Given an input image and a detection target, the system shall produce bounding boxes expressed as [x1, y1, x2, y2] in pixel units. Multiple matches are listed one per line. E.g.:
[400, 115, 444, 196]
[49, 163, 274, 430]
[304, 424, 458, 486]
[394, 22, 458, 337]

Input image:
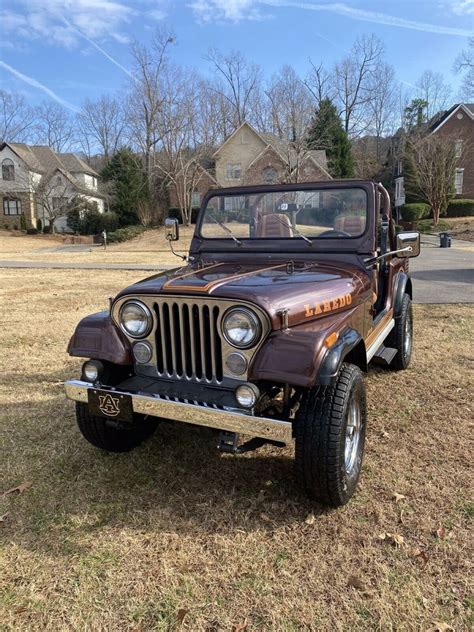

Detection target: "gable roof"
[212, 121, 266, 158]
[1, 143, 45, 173]
[58, 153, 98, 176]
[429, 103, 474, 134]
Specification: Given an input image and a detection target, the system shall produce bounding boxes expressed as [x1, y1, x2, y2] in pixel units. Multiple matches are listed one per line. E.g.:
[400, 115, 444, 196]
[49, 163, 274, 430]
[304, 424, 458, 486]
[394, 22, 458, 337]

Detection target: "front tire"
[294, 363, 367, 507]
[75, 402, 159, 452]
[386, 293, 413, 371]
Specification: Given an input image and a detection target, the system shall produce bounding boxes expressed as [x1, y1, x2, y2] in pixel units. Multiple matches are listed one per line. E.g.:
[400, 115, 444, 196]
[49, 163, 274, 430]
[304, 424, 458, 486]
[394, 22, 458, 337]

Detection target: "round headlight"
[235, 383, 260, 408]
[222, 308, 261, 348]
[133, 341, 153, 364]
[120, 301, 152, 338]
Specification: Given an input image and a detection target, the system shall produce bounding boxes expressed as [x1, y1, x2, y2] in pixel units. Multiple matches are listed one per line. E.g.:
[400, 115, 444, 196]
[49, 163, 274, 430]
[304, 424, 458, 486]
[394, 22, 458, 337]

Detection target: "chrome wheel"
[404, 309, 412, 356]
[344, 398, 362, 478]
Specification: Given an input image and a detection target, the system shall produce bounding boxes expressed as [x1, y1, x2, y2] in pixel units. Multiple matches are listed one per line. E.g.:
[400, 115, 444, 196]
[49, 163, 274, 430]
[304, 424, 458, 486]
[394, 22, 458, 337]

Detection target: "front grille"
[153, 300, 223, 384]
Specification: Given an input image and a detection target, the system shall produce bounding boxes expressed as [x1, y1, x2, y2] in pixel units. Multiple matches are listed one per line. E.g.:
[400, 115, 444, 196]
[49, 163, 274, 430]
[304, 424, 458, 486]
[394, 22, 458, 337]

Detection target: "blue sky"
[0, 0, 473, 112]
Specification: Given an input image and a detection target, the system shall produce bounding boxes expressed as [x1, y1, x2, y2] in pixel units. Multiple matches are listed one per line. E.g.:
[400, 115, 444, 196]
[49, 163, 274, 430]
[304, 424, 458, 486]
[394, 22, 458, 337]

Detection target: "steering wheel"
[318, 229, 351, 238]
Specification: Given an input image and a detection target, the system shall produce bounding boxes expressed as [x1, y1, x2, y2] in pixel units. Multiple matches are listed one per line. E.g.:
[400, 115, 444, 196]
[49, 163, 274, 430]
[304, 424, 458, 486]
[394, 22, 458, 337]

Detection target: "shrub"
[417, 219, 451, 233]
[37, 219, 42, 232]
[67, 209, 120, 235]
[168, 207, 200, 224]
[107, 225, 146, 244]
[20, 212, 27, 231]
[42, 225, 52, 234]
[446, 199, 474, 217]
[26, 228, 38, 235]
[399, 203, 431, 222]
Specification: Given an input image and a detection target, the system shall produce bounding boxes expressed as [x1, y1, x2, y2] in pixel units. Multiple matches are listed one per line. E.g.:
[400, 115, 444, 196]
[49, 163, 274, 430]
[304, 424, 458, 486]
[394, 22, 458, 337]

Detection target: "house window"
[226, 163, 242, 180]
[454, 169, 464, 195]
[224, 196, 245, 212]
[455, 140, 463, 158]
[191, 191, 201, 207]
[2, 159, 15, 181]
[3, 198, 21, 215]
[263, 167, 278, 184]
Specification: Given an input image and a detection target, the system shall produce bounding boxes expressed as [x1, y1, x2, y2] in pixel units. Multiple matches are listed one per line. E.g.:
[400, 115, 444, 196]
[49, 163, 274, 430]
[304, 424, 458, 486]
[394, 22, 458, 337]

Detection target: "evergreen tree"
[101, 148, 149, 226]
[306, 98, 354, 178]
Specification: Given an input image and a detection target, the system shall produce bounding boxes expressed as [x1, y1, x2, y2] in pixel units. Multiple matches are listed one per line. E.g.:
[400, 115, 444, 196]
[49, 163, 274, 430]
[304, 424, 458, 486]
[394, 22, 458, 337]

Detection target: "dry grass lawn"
[0, 228, 193, 265]
[0, 268, 472, 631]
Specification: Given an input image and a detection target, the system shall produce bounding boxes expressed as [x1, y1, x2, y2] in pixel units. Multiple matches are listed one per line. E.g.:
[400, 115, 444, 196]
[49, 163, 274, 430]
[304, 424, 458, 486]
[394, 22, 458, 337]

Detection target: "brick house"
[392, 103, 474, 210]
[0, 143, 105, 231]
[168, 121, 330, 215]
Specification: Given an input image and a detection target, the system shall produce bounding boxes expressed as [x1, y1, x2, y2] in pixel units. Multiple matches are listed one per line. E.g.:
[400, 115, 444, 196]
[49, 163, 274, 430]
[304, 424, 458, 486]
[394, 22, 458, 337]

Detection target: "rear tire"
[386, 293, 413, 370]
[75, 402, 159, 452]
[294, 363, 367, 507]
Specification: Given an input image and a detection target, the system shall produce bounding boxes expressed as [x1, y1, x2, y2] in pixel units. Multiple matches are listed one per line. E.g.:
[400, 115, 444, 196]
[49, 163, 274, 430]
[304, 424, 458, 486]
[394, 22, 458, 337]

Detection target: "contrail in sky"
[0, 60, 79, 111]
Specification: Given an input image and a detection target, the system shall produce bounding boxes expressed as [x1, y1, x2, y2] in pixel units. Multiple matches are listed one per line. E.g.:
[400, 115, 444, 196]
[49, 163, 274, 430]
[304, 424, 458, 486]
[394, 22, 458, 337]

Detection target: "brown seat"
[257, 213, 294, 238]
[334, 215, 365, 236]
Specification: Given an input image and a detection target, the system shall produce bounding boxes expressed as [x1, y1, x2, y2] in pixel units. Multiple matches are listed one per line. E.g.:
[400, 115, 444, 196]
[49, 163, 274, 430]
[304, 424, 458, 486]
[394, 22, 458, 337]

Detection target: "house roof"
[214, 121, 329, 173]
[3, 143, 45, 173]
[429, 103, 474, 134]
[58, 153, 98, 176]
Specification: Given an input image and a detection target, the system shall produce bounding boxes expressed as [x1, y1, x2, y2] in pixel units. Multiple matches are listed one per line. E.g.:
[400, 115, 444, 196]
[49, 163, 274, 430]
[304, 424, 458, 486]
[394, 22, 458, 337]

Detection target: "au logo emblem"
[98, 393, 120, 417]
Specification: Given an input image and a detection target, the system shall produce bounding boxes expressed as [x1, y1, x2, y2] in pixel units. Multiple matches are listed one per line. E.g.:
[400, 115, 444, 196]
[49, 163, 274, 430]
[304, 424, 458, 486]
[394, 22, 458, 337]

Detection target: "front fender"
[67, 311, 132, 365]
[250, 309, 361, 388]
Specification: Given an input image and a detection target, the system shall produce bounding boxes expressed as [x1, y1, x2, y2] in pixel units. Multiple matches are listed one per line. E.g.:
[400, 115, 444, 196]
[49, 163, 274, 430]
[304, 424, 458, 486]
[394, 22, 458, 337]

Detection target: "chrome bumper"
[64, 380, 293, 444]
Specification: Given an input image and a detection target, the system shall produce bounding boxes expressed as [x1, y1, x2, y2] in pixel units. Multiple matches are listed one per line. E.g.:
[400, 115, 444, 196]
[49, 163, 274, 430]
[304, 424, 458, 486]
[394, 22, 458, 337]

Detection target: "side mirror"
[396, 231, 420, 258]
[165, 217, 179, 242]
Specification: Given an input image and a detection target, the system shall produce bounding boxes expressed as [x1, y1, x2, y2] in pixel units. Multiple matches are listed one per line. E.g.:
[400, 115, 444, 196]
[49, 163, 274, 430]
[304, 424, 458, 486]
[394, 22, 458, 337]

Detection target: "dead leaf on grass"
[305, 512, 316, 525]
[1, 481, 32, 498]
[378, 532, 405, 547]
[426, 621, 454, 632]
[176, 609, 189, 625]
[259, 512, 271, 523]
[393, 492, 406, 503]
[436, 524, 447, 540]
[232, 619, 248, 632]
[14, 607, 28, 615]
[0, 512, 9, 523]
[347, 575, 366, 591]
[411, 547, 430, 565]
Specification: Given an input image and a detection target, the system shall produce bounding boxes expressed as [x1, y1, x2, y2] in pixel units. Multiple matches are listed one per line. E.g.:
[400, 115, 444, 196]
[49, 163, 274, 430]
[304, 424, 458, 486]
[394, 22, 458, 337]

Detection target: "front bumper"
[64, 380, 293, 444]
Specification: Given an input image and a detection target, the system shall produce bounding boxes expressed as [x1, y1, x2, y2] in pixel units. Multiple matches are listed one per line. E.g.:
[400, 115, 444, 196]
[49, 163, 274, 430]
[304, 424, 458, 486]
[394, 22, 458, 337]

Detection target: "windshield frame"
[193, 180, 376, 255]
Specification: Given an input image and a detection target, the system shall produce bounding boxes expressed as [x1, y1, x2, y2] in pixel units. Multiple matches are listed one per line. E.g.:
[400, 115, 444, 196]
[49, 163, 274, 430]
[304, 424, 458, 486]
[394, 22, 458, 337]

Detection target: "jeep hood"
[116, 261, 371, 328]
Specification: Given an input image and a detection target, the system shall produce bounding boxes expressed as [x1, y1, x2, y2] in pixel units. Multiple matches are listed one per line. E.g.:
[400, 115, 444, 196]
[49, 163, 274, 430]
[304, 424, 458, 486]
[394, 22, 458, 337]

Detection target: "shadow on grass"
[2, 385, 330, 557]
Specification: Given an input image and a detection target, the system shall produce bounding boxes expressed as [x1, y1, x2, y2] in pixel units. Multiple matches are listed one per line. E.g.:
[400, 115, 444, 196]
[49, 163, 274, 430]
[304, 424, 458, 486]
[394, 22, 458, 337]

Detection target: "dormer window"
[2, 159, 15, 181]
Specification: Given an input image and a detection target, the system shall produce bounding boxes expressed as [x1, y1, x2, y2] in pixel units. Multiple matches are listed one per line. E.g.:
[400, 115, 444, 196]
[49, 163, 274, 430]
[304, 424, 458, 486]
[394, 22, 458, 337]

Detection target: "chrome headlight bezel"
[221, 307, 261, 349]
[119, 300, 153, 339]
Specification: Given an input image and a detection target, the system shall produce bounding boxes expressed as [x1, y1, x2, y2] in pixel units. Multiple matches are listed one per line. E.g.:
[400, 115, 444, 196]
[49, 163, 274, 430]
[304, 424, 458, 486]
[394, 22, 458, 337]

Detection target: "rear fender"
[67, 311, 132, 365]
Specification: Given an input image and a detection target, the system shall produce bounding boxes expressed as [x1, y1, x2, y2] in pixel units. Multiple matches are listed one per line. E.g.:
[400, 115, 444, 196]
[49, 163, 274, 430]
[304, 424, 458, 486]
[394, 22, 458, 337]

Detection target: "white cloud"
[190, 0, 473, 35]
[189, 0, 266, 22]
[0, 60, 79, 111]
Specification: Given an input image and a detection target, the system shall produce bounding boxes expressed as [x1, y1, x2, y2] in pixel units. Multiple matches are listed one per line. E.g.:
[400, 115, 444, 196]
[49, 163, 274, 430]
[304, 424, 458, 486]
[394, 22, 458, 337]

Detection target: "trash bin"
[439, 232, 451, 248]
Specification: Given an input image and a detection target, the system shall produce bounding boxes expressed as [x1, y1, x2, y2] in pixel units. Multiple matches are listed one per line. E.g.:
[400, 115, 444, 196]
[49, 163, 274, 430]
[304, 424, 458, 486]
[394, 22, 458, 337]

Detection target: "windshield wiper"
[207, 213, 242, 245]
[272, 215, 313, 245]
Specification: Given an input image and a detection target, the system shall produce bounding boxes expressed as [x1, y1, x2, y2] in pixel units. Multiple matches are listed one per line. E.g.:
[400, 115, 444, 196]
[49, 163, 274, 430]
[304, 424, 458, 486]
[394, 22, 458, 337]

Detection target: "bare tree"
[32, 101, 75, 152]
[415, 70, 452, 119]
[127, 27, 175, 191]
[367, 63, 398, 160]
[305, 61, 334, 107]
[333, 34, 385, 137]
[454, 36, 474, 100]
[77, 95, 126, 158]
[0, 90, 33, 142]
[34, 176, 84, 232]
[404, 134, 458, 225]
[153, 68, 215, 224]
[206, 48, 262, 131]
[265, 65, 312, 142]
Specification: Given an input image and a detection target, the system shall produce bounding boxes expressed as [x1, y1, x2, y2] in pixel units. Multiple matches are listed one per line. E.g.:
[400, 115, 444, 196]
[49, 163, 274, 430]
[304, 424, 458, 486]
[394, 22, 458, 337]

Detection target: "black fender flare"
[393, 271, 412, 317]
[317, 327, 367, 386]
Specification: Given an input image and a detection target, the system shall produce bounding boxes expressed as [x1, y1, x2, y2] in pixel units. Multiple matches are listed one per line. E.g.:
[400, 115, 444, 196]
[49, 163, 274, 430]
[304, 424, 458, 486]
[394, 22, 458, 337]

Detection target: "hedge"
[106, 225, 146, 243]
[399, 203, 431, 222]
[446, 199, 474, 217]
[168, 207, 200, 224]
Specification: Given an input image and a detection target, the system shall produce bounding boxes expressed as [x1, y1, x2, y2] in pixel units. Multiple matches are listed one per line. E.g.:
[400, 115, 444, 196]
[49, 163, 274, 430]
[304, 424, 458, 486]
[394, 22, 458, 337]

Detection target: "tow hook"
[217, 431, 286, 454]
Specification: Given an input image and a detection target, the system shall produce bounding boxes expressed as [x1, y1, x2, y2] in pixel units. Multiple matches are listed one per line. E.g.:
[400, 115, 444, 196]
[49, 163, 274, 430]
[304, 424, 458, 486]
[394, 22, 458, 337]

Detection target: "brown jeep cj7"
[65, 180, 420, 506]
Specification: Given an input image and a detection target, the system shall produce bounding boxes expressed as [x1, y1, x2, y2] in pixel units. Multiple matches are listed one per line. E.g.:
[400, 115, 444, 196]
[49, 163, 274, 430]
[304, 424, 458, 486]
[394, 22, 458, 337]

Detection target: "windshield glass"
[200, 187, 367, 240]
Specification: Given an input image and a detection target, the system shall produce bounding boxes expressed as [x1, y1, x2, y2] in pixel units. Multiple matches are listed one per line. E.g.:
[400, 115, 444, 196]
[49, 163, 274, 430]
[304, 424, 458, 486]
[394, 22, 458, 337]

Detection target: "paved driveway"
[410, 236, 473, 303]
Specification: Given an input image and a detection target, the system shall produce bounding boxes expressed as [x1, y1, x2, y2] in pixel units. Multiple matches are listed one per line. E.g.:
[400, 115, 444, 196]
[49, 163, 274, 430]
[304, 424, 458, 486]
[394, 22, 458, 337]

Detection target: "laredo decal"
[304, 293, 352, 318]
[98, 393, 121, 417]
